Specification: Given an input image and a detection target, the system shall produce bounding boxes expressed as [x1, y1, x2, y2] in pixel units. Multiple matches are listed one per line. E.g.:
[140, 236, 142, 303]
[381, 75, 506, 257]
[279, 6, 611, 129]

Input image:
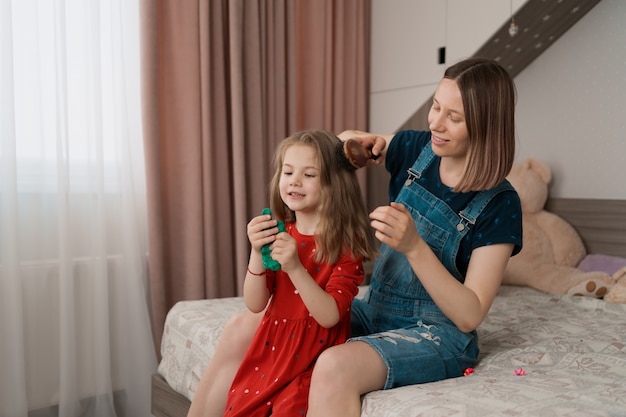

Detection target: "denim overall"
[349, 143, 513, 389]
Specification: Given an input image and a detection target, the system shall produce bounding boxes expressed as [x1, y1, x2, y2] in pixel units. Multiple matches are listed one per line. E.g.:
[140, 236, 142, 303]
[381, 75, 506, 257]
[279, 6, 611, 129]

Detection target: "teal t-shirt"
[386, 130, 522, 277]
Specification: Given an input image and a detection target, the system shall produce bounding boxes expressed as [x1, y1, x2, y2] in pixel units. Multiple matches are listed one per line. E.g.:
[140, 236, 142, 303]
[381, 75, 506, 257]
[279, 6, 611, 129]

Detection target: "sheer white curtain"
[0, 1, 156, 417]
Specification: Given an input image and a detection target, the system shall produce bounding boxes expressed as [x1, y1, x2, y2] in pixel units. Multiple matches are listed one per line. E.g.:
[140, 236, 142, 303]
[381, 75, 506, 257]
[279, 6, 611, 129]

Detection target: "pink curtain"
[140, 0, 370, 356]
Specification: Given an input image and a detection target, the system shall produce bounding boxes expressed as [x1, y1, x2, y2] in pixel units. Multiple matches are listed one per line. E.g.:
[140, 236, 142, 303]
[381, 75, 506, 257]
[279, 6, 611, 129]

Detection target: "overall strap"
[406, 141, 436, 182]
[402, 140, 513, 233]
[404, 140, 514, 233]
[456, 181, 515, 232]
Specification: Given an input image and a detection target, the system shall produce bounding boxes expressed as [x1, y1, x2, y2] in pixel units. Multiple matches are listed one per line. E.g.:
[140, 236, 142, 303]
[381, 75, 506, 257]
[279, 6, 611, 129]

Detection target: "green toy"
[261, 208, 286, 271]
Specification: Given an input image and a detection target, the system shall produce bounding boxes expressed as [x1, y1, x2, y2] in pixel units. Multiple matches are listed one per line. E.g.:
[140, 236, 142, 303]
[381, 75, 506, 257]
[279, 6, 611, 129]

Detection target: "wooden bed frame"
[152, 372, 191, 417]
[150, 198, 626, 417]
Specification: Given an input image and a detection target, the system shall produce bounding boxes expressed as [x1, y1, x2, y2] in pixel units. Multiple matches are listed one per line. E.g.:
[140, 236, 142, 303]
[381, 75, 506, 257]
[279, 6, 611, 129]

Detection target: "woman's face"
[279, 144, 322, 216]
[427, 78, 470, 159]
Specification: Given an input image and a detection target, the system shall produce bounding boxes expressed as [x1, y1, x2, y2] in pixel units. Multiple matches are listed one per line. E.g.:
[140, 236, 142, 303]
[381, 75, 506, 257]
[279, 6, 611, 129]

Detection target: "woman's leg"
[186, 311, 263, 417]
[306, 341, 387, 417]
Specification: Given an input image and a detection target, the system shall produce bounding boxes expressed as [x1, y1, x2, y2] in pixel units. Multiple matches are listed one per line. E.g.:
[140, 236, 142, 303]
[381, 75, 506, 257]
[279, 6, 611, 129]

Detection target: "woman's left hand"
[369, 202, 423, 255]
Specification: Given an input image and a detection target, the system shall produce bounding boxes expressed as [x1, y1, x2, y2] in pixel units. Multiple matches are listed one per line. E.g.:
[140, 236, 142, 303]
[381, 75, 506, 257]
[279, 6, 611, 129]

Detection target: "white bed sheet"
[158, 286, 626, 416]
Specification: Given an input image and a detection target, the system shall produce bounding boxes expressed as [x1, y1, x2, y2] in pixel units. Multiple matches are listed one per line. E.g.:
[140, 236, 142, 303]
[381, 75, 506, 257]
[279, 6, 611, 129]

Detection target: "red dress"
[223, 223, 364, 417]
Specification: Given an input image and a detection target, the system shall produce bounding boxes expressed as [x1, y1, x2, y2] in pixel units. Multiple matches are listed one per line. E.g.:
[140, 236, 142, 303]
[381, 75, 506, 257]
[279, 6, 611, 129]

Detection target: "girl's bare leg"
[186, 311, 262, 417]
[307, 341, 387, 417]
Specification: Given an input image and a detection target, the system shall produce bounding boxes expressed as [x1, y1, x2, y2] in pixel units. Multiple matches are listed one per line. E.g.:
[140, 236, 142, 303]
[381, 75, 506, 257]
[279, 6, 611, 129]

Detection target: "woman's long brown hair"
[444, 58, 517, 192]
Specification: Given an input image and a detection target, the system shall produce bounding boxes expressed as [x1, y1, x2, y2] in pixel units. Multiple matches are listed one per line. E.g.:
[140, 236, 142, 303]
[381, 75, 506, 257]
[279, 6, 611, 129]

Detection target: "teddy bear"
[579, 254, 626, 303]
[605, 267, 626, 303]
[502, 158, 617, 299]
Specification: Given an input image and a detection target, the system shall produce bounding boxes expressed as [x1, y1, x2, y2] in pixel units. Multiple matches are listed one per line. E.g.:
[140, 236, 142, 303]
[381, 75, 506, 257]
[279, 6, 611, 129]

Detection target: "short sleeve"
[470, 188, 523, 256]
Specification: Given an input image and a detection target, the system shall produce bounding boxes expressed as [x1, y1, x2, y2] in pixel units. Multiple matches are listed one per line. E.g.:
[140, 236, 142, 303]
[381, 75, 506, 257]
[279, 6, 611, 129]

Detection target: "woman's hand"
[337, 130, 392, 166]
[247, 214, 279, 252]
[369, 202, 424, 255]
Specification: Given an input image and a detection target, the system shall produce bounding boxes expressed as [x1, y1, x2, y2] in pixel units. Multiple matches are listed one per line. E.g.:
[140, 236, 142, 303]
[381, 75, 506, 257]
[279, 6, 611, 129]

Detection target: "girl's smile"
[279, 144, 322, 216]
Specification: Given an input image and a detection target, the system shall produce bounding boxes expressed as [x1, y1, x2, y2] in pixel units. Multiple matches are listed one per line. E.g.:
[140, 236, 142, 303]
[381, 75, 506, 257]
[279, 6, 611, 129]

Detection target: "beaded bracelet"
[247, 266, 266, 277]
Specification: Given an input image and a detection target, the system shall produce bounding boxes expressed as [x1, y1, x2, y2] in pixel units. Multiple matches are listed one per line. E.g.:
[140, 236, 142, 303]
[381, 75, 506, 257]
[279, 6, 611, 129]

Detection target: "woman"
[187, 57, 522, 417]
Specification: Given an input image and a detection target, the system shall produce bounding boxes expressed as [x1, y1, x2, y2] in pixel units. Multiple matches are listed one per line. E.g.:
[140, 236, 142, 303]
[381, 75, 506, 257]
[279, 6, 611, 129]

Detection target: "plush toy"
[579, 254, 626, 303]
[261, 208, 286, 271]
[503, 158, 615, 298]
[605, 267, 626, 303]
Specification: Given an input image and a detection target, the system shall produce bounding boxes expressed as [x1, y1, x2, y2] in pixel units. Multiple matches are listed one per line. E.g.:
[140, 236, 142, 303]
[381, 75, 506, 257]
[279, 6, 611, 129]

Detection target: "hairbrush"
[336, 138, 379, 170]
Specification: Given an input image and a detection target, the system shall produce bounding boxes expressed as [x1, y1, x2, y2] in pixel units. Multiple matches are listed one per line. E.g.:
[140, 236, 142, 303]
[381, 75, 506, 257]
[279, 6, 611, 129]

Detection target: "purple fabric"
[577, 254, 626, 275]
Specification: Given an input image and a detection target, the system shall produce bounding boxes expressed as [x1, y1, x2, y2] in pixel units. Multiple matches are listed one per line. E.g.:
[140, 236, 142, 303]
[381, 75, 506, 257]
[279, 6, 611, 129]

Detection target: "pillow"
[577, 254, 626, 276]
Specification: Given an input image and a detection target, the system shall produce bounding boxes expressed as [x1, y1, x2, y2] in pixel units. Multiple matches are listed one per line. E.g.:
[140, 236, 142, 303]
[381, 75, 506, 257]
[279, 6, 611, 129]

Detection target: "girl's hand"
[268, 232, 301, 273]
[369, 202, 423, 255]
[247, 214, 279, 252]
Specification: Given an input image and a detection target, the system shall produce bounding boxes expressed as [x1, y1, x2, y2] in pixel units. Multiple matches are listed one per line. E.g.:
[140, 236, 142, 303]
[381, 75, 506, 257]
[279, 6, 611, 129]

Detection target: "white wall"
[515, 0, 626, 199]
[370, 0, 625, 199]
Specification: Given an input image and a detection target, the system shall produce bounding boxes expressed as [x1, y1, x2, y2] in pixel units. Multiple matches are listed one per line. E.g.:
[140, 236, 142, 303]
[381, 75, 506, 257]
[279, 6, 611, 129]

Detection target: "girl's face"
[427, 78, 470, 159]
[279, 144, 322, 216]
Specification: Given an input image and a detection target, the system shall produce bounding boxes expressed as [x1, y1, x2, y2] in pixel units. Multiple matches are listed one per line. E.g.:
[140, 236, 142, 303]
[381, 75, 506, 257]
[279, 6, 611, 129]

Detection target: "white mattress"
[158, 286, 626, 416]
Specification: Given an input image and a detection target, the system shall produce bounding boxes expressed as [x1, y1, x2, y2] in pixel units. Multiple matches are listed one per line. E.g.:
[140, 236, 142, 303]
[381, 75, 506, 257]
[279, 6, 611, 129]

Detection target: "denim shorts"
[348, 288, 479, 390]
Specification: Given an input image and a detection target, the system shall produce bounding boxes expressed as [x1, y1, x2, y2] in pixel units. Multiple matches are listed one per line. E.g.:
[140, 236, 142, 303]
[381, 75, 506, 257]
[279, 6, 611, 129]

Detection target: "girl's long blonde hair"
[269, 130, 377, 265]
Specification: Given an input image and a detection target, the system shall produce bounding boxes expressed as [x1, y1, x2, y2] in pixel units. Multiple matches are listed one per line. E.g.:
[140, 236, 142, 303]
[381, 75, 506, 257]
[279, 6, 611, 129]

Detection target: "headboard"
[546, 198, 626, 258]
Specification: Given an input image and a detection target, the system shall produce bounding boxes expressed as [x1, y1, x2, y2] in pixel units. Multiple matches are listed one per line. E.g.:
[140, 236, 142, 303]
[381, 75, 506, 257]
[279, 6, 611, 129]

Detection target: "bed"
[151, 198, 626, 417]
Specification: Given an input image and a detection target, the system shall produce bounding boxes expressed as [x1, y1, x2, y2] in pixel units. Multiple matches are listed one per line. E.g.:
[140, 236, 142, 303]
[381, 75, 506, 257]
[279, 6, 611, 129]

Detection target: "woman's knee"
[315, 345, 350, 377]
[312, 342, 388, 394]
[313, 343, 365, 386]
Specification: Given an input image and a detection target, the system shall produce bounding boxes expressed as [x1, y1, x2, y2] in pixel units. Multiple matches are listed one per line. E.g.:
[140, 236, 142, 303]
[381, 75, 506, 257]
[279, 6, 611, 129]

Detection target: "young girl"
[222, 130, 376, 416]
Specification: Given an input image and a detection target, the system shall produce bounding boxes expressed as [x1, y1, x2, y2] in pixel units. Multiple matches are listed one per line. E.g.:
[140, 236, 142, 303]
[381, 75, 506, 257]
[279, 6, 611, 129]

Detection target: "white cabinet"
[370, 0, 527, 133]
[370, 0, 446, 94]
[370, 0, 445, 133]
